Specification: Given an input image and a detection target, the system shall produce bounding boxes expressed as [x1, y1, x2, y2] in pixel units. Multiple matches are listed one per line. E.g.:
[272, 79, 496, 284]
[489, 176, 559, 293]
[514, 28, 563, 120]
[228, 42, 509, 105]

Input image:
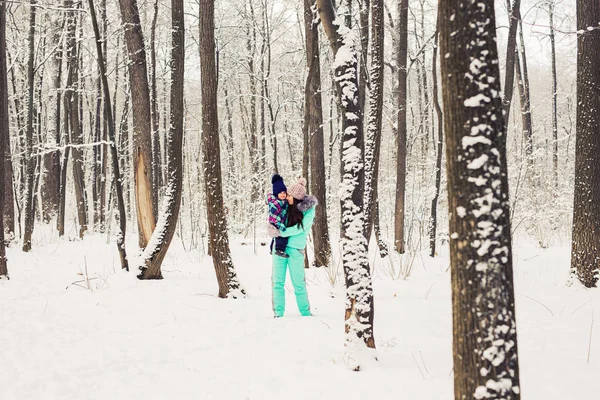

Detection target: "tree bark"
[117, 0, 156, 248]
[394, 0, 408, 254]
[87, 0, 129, 270]
[150, 0, 161, 218]
[0, 0, 8, 278]
[549, 1, 558, 190]
[138, 0, 185, 280]
[439, 0, 521, 397]
[363, 0, 384, 244]
[429, 31, 443, 258]
[571, 0, 600, 288]
[317, 0, 376, 371]
[304, 0, 331, 268]
[199, 0, 245, 297]
[501, 0, 521, 128]
[22, 0, 37, 252]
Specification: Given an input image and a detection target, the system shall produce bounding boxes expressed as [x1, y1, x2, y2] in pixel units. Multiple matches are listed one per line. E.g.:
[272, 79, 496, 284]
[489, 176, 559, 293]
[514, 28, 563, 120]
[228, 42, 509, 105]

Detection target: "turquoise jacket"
[278, 195, 318, 249]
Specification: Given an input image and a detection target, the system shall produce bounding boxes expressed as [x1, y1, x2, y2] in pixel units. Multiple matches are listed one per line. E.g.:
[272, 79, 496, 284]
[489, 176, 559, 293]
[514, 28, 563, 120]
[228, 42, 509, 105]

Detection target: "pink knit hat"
[287, 178, 307, 200]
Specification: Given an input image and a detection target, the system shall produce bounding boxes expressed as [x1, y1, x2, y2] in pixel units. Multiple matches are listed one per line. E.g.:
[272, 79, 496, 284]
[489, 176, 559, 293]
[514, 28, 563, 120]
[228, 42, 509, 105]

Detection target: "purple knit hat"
[287, 178, 307, 200]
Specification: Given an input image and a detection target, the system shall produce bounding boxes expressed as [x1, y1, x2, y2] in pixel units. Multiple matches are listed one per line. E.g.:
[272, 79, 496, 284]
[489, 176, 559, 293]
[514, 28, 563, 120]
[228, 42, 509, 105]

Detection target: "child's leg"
[274, 236, 288, 253]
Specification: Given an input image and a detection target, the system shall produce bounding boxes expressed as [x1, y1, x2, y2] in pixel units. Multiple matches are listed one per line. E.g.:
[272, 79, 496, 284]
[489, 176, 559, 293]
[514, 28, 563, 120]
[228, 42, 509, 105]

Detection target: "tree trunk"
[571, 0, 600, 288]
[66, 0, 88, 239]
[439, 0, 521, 397]
[199, 0, 245, 297]
[317, 0, 376, 371]
[549, 1, 558, 190]
[117, 0, 156, 248]
[515, 30, 533, 173]
[22, 0, 37, 252]
[501, 0, 521, 128]
[138, 0, 185, 280]
[394, 0, 408, 254]
[0, 0, 8, 278]
[363, 0, 384, 244]
[150, 0, 161, 218]
[429, 31, 443, 258]
[358, 0, 369, 116]
[304, 0, 330, 268]
[87, 0, 129, 270]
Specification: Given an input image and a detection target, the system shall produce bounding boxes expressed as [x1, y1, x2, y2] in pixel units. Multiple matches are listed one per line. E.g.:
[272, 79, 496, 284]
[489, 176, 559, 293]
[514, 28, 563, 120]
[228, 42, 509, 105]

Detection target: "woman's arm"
[279, 208, 316, 237]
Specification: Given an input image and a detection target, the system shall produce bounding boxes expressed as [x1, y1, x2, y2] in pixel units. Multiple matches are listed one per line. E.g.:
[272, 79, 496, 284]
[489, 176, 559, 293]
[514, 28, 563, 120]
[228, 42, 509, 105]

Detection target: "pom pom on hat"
[271, 174, 287, 195]
[287, 177, 307, 200]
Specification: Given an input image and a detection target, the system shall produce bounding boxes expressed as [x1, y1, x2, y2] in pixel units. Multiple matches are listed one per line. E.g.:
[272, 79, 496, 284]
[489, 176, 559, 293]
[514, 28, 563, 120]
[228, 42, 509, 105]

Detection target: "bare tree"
[439, 0, 521, 397]
[199, 0, 245, 297]
[118, 0, 156, 248]
[549, 0, 559, 189]
[571, 0, 600, 288]
[394, 0, 408, 254]
[0, 0, 8, 278]
[317, 0, 376, 371]
[304, 0, 331, 268]
[87, 0, 129, 270]
[137, 0, 184, 279]
[22, 0, 37, 252]
[502, 0, 521, 127]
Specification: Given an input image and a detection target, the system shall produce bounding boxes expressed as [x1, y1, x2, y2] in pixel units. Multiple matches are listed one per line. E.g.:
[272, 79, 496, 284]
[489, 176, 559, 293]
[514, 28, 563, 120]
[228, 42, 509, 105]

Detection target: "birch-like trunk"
[0, 0, 8, 277]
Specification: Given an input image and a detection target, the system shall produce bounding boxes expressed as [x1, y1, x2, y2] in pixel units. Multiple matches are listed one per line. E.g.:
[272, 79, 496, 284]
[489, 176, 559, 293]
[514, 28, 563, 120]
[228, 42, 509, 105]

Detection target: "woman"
[272, 178, 317, 318]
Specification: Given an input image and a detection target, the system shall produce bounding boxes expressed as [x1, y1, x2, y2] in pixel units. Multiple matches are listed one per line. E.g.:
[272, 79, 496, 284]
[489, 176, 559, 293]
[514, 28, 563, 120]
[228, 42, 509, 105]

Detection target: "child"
[266, 174, 290, 258]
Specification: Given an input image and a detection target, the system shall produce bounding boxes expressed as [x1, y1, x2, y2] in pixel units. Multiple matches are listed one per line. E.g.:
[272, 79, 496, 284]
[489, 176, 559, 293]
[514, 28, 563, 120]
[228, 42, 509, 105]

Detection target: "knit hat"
[287, 178, 307, 200]
[272, 174, 287, 195]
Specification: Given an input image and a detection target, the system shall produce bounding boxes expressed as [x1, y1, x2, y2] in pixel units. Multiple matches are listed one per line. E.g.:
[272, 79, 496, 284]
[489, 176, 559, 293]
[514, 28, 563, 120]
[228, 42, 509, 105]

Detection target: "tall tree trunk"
[501, 0, 521, 128]
[317, 0, 376, 371]
[429, 31, 443, 258]
[439, 0, 521, 398]
[118, 0, 156, 248]
[0, 0, 8, 278]
[22, 0, 37, 252]
[304, 0, 331, 268]
[358, 0, 369, 116]
[515, 27, 533, 173]
[138, 0, 185, 279]
[199, 0, 245, 297]
[66, 0, 88, 239]
[150, 0, 161, 218]
[571, 0, 600, 288]
[363, 0, 384, 243]
[0, 0, 13, 240]
[394, 0, 409, 254]
[87, 0, 129, 270]
[246, 1, 260, 201]
[549, 1, 558, 190]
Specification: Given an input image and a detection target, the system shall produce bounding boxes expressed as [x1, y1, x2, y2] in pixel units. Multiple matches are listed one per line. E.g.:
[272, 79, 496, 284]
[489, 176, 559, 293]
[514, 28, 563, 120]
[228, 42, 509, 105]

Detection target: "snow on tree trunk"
[439, 0, 521, 398]
[571, 0, 600, 288]
[117, 0, 156, 249]
[199, 0, 245, 298]
[137, 0, 184, 280]
[0, 0, 8, 278]
[317, 0, 376, 371]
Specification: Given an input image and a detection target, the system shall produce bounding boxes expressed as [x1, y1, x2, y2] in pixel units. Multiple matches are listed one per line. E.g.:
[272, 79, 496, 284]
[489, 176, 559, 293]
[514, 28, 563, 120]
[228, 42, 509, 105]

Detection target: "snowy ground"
[1, 228, 598, 399]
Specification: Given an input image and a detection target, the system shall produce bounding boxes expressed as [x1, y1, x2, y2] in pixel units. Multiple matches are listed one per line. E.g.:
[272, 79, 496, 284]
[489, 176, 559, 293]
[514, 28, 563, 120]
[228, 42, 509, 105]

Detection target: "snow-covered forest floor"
[1, 228, 598, 399]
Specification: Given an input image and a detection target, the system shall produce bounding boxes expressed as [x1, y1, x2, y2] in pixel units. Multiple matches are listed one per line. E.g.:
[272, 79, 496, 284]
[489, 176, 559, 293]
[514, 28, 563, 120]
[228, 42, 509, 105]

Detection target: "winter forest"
[0, 0, 598, 398]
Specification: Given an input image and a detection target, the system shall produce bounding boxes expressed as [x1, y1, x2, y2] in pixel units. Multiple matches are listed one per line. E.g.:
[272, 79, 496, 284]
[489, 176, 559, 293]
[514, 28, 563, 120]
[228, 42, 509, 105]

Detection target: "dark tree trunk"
[66, 0, 88, 239]
[22, 0, 37, 252]
[317, 0, 376, 371]
[358, 0, 369, 116]
[429, 32, 443, 258]
[199, 0, 245, 297]
[364, 0, 384, 247]
[304, 0, 330, 268]
[150, 0, 161, 218]
[501, 0, 521, 128]
[549, 1, 559, 190]
[394, 0, 408, 254]
[439, 0, 521, 398]
[515, 18, 533, 172]
[0, 0, 8, 278]
[138, 0, 185, 280]
[118, 0, 156, 248]
[87, 0, 129, 270]
[571, 0, 600, 288]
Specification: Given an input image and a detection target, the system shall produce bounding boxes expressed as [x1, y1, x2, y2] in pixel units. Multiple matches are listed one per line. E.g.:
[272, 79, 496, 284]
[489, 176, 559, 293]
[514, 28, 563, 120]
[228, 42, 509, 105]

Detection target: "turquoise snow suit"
[271, 195, 317, 317]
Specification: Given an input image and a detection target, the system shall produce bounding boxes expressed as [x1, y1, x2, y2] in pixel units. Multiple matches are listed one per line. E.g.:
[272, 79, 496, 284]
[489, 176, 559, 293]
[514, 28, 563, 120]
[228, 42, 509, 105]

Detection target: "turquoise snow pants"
[272, 247, 311, 317]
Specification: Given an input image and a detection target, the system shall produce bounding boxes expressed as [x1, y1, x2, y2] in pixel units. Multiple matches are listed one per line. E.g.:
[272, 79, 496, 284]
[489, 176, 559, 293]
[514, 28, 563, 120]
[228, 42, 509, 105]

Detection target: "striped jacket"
[266, 193, 288, 231]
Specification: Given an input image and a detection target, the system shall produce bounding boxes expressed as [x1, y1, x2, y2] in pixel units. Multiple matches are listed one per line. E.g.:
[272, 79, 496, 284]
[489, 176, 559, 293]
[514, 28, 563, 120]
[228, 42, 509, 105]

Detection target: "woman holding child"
[266, 175, 317, 318]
